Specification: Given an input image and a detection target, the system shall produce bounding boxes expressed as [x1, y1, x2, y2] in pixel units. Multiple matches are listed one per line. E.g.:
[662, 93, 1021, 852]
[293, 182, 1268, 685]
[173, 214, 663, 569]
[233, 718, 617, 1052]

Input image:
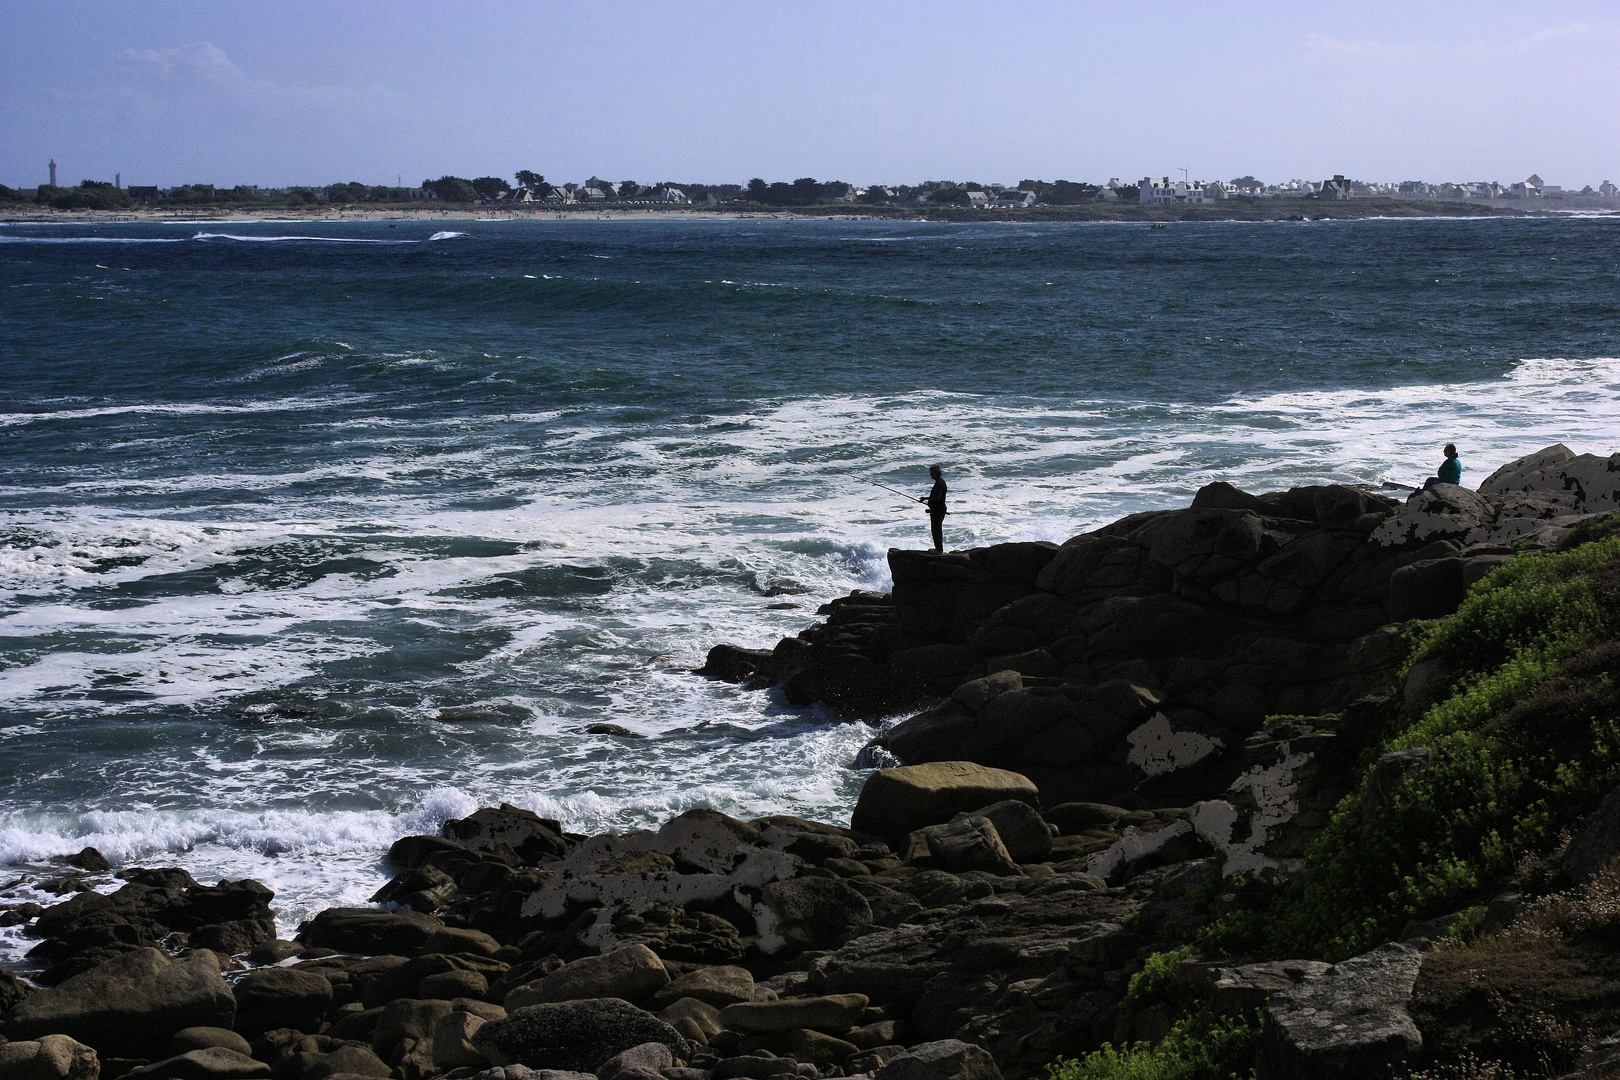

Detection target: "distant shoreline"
[4, 196, 1617, 226]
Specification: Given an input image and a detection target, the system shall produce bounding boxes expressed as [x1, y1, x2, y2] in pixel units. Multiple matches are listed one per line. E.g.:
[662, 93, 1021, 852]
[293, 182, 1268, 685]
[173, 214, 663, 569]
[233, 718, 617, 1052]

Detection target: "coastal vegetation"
[1047, 518, 1620, 1078]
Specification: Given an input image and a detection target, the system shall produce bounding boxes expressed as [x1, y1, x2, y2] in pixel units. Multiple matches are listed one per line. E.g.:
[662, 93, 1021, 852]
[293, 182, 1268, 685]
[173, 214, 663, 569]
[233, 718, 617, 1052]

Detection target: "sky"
[2, 1, 1618, 191]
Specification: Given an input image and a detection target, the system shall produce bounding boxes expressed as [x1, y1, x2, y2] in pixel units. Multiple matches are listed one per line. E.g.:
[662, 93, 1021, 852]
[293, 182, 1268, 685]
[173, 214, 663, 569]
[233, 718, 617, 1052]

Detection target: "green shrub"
[1046, 1011, 1262, 1080]
[1122, 946, 1199, 1011]
[1262, 538, 1620, 960]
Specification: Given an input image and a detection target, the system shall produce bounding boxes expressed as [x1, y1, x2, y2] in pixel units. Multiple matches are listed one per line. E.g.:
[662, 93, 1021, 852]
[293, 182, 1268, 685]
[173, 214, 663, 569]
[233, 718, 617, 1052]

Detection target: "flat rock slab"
[123, 1047, 271, 1080]
[1259, 943, 1423, 1080]
[6, 947, 235, 1059]
[650, 966, 755, 1010]
[718, 994, 870, 1034]
[473, 998, 691, 1074]
[851, 763, 1039, 844]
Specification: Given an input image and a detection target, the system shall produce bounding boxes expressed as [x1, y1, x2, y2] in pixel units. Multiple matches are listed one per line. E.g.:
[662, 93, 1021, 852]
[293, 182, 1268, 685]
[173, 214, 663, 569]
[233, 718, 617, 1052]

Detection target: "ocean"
[1, 216, 1617, 959]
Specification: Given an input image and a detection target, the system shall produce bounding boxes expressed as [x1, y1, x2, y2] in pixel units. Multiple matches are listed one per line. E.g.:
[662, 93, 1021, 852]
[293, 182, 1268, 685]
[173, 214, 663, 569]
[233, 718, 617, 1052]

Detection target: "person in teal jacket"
[1422, 444, 1462, 490]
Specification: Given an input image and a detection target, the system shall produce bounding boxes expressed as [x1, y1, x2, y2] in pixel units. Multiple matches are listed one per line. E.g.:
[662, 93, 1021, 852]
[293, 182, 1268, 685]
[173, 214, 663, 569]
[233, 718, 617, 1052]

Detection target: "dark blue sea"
[1, 216, 1617, 952]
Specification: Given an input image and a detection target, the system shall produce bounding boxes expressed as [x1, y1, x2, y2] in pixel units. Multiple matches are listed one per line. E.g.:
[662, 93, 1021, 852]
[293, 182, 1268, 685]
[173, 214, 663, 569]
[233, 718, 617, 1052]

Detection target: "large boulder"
[0, 1036, 99, 1080]
[443, 804, 569, 864]
[5, 947, 234, 1059]
[921, 817, 1020, 876]
[295, 907, 443, 956]
[873, 1040, 1003, 1080]
[434, 1010, 493, 1070]
[504, 944, 669, 1008]
[231, 967, 333, 1039]
[122, 1048, 270, 1080]
[472, 999, 691, 1073]
[649, 966, 755, 1010]
[850, 763, 1039, 843]
[755, 877, 873, 955]
[1258, 943, 1423, 1080]
[970, 800, 1052, 864]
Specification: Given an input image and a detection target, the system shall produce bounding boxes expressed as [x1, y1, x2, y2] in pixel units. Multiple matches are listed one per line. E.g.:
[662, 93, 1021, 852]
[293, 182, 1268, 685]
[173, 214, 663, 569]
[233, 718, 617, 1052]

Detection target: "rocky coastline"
[5, 443, 1620, 1080]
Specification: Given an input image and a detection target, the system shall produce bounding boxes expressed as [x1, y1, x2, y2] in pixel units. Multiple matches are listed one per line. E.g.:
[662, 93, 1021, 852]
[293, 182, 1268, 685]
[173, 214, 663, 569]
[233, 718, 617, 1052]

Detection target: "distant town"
[5, 161, 1617, 215]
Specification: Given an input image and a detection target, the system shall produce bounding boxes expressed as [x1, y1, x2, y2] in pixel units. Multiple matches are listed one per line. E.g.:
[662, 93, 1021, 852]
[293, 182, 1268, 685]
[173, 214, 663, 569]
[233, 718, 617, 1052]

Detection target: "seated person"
[1421, 444, 1462, 490]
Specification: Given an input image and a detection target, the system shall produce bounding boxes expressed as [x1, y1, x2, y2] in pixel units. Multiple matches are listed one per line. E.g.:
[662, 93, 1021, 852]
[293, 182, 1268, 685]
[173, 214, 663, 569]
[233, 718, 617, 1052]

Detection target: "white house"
[992, 189, 1037, 207]
[1138, 177, 1207, 204]
[1601, 181, 1618, 197]
[966, 190, 991, 207]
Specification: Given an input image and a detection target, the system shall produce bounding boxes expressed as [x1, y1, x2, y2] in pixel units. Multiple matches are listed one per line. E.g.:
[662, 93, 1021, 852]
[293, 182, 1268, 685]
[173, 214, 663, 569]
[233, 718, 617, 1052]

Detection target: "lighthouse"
[49, 159, 57, 187]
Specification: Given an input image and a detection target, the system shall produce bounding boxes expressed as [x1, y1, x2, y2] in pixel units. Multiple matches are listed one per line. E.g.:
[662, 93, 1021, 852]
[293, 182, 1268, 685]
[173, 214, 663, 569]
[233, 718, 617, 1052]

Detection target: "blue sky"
[3, 1, 1617, 190]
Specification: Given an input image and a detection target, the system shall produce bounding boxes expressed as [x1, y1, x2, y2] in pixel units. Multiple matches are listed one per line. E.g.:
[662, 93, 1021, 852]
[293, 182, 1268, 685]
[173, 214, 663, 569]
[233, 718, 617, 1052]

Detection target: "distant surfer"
[1421, 444, 1463, 491]
[920, 465, 947, 554]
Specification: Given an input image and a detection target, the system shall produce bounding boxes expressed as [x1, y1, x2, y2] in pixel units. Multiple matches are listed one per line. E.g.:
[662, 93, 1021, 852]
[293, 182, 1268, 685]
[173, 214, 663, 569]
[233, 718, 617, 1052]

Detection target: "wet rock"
[472, 999, 693, 1073]
[696, 646, 777, 684]
[296, 908, 444, 957]
[123, 1047, 270, 1080]
[0, 1035, 99, 1080]
[7, 947, 235, 1059]
[717, 995, 869, 1035]
[850, 763, 1039, 844]
[371, 866, 458, 913]
[246, 940, 304, 965]
[233, 967, 334, 1040]
[444, 805, 571, 865]
[872, 1041, 1002, 1080]
[1258, 943, 1423, 1080]
[505, 944, 669, 1008]
[56, 848, 112, 873]
[650, 967, 755, 1011]
[27, 872, 273, 984]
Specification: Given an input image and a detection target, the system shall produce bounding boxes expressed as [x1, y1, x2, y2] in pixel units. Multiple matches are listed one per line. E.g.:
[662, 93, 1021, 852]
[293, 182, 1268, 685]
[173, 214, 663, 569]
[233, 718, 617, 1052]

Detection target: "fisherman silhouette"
[919, 465, 947, 554]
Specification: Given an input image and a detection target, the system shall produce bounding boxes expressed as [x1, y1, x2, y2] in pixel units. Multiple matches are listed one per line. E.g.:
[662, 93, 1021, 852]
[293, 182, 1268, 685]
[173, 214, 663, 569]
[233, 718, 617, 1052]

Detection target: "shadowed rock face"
[704, 447, 1620, 808]
[472, 999, 692, 1073]
[6, 947, 235, 1059]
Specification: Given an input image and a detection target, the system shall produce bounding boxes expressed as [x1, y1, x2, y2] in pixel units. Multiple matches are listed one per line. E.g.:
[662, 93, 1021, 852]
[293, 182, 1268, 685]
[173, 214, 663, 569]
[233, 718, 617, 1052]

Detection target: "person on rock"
[920, 464, 947, 554]
[1421, 444, 1463, 491]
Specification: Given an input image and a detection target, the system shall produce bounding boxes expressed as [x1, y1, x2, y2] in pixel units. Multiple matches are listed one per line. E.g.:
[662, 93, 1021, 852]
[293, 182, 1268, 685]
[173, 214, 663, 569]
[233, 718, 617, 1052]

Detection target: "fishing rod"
[841, 471, 923, 504]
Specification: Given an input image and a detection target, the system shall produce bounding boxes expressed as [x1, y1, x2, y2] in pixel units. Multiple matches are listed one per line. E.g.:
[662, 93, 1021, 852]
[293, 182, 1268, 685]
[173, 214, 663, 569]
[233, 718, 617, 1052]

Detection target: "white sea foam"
[2, 355, 1617, 965]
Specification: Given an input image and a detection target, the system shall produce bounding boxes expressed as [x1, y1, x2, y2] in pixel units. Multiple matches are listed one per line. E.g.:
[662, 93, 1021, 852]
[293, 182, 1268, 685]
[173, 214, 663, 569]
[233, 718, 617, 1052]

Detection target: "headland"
[5, 444, 1620, 1080]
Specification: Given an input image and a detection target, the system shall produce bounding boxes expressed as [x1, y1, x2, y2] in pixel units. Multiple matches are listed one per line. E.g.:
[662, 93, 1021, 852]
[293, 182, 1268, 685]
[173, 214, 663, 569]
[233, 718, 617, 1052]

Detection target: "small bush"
[1046, 1011, 1262, 1080]
[1122, 946, 1199, 1011]
[1263, 539, 1620, 959]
